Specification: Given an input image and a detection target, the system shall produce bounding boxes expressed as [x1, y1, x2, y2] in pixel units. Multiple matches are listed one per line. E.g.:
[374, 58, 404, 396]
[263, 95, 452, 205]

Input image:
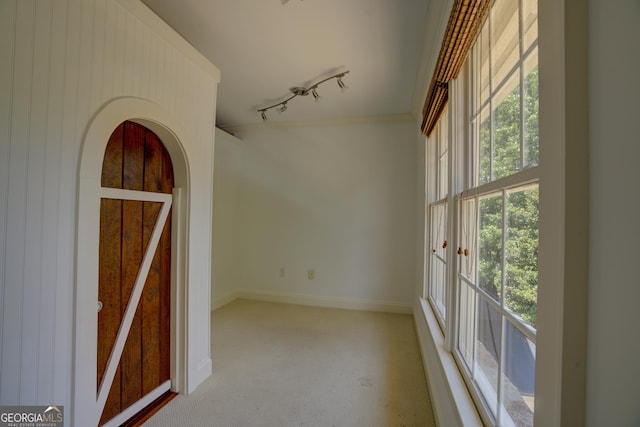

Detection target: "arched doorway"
[97, 121, 174, 425]
[75, 98, 196, 427]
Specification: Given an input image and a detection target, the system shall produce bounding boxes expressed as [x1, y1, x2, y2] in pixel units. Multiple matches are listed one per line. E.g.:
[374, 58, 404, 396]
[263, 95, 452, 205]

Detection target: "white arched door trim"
[74, 98, 193, 426]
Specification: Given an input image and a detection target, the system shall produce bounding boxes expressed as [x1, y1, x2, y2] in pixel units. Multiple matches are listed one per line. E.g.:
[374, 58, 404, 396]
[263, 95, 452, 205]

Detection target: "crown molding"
[219, 113, 417, 134]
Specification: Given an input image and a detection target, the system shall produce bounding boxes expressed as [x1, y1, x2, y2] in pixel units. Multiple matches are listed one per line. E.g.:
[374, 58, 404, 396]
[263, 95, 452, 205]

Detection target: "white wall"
[586, 0, 640, 425]
[216, 120, 417, 311]
[0, 0, 219, 422]
[212, 129, 244, 309]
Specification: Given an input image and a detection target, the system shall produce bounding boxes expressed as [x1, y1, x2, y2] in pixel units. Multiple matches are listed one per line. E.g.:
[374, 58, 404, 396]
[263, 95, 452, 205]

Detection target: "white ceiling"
[141, 0, 431, 130]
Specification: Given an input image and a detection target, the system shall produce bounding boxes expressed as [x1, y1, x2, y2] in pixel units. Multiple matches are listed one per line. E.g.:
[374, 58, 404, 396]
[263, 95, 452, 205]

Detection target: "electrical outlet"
[307, 269, 315, 280]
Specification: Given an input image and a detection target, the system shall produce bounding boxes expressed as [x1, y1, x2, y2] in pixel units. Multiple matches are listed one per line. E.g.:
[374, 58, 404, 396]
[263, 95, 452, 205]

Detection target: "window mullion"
[501, 189, 508, 310]
[471, 193, 480, 391]
[445, 112, 455, 351]
[519, 0, 526, 169]
[469, 53, 477, 190]
[498, 189, 508, 425]
[504, 309, 536, 343]
[497, 316, 506, 425]
[459, 166, 539, 199]
[448, 69, 468, 354]
[496, 190, 509, 425]
[445, 193, 457, 351]
[488, 16, 495, 183]
[426, 106, 451, 330]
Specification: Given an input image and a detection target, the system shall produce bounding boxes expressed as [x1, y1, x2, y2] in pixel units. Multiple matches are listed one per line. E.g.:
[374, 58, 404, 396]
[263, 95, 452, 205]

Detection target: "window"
[424, 0, 539, 425]
[458, 1, 539, 423]
[456, 186, 538, 426]
[426, 107, 449, 327]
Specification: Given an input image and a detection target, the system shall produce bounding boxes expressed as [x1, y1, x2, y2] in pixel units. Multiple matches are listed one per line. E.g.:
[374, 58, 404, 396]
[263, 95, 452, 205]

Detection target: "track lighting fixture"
[337, 76, 348, 92]
[258, 70, 350, 121]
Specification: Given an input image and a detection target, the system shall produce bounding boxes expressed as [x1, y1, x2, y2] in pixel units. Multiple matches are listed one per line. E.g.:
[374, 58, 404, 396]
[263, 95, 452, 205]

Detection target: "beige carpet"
[143, 299, 435, 427]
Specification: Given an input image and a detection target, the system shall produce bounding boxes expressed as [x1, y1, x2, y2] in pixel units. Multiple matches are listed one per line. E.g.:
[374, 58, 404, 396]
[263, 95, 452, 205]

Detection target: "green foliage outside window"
[478, 68, 539, 328]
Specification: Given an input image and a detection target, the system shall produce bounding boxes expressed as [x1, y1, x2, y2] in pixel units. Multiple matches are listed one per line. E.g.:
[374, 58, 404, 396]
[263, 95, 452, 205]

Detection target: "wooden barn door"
[97, 121, 174, 426]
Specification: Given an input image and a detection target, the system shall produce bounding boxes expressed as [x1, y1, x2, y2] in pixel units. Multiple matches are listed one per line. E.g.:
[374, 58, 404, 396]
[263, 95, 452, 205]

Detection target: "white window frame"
[456, 3, 540, 422]
[426, 107, 451, 330]
[422, 0, 543, 424]
[453, 179, 539, 427]
[417, 0, 588, 425]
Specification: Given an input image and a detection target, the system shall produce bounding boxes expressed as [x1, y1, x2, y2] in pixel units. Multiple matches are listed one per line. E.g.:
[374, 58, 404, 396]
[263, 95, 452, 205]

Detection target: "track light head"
[311, 88, 320, 102]
[261, 110, 267, 121]
[337, 76, 348, 92]
[278, 102, 288, 113]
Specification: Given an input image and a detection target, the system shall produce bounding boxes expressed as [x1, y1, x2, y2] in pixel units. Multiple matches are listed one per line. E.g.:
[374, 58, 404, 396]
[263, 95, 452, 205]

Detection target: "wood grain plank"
[99, 364, 122, 425]
[141, 130, 163, 395]
[101, 123, 123, 188]
[160, 138, 173, 381]
[122, 122, 145, 192]
[141, 200, 161, 395]
[99, 124, 123, 424]
[98, 197, 123, 385]
[121, 121, 144, 409]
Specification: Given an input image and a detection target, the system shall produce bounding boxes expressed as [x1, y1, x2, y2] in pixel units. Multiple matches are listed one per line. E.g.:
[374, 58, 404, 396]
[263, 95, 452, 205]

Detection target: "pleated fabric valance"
[421, 0, 490, 136]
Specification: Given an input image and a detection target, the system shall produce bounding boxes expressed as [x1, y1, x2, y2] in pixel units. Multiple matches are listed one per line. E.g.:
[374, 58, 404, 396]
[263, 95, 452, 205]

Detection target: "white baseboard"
[188, 357, 212, 394]
[212, 289, 412, 314]
[211, 291, 242, 311]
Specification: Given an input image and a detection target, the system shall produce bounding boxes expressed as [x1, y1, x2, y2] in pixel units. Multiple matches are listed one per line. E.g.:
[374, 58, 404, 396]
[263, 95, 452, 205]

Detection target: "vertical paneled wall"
[0, 0, 218, 414]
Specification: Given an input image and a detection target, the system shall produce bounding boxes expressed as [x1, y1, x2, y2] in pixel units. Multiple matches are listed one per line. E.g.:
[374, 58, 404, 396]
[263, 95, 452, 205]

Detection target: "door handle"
[98, 301, 103, 313]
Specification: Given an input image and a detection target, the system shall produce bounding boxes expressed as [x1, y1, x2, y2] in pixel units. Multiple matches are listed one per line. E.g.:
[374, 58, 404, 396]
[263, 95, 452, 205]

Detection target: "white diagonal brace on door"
[96, 187, 173, 422]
